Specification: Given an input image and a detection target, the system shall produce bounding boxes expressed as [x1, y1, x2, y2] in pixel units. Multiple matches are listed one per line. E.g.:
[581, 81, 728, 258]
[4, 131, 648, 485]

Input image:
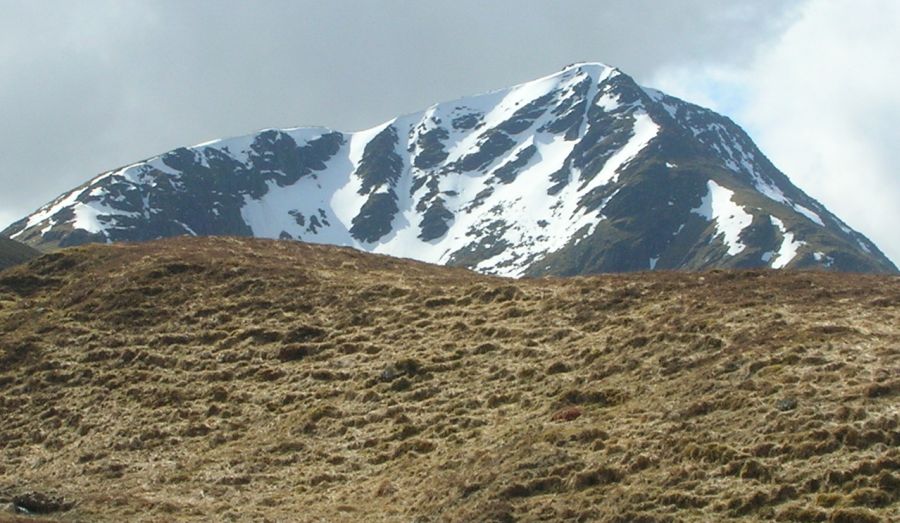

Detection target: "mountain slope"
[0, 236, 39, 271]
[0, 237, 898, 521]
[4, 63, 895, 275]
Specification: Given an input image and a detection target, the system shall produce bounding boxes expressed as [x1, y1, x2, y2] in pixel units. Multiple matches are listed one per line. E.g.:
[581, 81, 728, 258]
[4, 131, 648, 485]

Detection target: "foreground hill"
[0, 237, 898, 522]
[5, 63, 896, 275]
[0, 237, 39, 271]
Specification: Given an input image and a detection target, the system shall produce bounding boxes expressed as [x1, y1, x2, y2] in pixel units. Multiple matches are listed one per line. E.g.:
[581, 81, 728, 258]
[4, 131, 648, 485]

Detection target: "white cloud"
[652, 0, 900, 266]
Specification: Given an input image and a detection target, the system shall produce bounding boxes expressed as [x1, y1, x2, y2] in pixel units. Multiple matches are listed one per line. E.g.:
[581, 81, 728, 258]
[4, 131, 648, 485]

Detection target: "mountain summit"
[5, 63, 896, 275]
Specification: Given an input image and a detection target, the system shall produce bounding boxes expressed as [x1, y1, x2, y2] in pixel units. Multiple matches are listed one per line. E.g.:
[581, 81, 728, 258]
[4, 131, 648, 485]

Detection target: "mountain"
[4, 63, 896, 275]
[0, 236, 39, 271]
[1, 237, 898, 521]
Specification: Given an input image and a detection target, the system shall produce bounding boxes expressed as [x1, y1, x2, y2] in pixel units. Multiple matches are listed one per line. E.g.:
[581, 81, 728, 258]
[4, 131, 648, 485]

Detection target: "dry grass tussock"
[0, 236, 898, 522]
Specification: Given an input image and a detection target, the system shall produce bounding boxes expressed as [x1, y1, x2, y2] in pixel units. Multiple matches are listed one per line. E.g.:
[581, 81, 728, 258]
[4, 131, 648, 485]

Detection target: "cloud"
[653, 0, 900, 265]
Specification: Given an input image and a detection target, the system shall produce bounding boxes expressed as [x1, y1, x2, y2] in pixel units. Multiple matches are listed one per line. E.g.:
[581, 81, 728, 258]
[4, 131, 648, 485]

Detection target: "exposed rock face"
[5, 63, 896, 275]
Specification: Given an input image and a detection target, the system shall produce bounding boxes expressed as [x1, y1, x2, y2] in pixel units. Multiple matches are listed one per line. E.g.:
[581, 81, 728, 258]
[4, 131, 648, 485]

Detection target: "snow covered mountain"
[5, 63, 896, 275]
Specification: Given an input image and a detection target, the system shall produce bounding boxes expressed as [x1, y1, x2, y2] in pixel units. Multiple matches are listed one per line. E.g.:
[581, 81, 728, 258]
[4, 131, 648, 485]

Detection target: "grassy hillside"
[0, 237, 897, 522]
[0, 236, 39, 271]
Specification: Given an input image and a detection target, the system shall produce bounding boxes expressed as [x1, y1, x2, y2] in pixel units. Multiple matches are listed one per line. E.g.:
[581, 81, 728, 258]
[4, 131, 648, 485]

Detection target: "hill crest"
[1, 237, 898, 521]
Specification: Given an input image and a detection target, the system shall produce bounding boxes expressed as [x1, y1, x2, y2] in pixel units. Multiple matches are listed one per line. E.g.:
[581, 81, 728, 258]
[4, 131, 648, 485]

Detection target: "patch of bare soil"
[0, 237, 897, 522]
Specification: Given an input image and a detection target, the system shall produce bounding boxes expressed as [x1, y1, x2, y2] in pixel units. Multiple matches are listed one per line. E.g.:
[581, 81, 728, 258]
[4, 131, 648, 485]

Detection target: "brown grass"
[0, 237, 898, 521]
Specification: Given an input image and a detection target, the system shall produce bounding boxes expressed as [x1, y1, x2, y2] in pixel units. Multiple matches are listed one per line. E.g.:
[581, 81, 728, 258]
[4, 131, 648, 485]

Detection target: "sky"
[1, 0, 897, 264]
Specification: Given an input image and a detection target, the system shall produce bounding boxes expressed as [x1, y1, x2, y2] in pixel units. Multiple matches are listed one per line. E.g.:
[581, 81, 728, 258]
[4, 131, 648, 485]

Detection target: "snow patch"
[691, 181, 753, 256]
[242, 135, 358, 247]
[769, 216, 805, 269]
[857, 239, 872, 254]
[793, 204, 824, 227]
[813, 251, 834, 267]
[595, 92, 620, 112]
[69, 200, 140, 236]
[174, 220, 197, 236]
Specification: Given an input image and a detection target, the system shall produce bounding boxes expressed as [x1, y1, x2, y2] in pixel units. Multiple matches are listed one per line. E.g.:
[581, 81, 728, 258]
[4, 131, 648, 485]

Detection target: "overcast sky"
[1, 0, 897, 264]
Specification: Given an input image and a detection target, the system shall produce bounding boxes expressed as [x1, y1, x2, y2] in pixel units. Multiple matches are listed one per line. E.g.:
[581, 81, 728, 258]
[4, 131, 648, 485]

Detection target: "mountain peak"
[561, 61, 616, 72]
[5, 64, 896, 275]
